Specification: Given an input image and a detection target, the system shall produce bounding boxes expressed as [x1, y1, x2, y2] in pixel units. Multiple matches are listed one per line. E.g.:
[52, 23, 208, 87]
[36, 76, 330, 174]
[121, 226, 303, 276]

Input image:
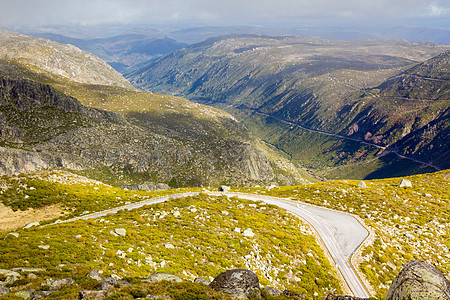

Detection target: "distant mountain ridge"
[127, 35, 449, 179]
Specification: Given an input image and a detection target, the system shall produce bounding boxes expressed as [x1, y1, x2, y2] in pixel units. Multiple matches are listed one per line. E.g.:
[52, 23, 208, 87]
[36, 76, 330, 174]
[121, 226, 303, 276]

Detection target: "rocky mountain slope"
[126, 35, 449, 179]
[0, 30, 305, 187]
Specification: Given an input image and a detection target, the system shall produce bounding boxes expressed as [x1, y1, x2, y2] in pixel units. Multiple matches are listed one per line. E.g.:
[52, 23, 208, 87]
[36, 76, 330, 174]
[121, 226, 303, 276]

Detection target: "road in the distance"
[56, 191, 371, 298]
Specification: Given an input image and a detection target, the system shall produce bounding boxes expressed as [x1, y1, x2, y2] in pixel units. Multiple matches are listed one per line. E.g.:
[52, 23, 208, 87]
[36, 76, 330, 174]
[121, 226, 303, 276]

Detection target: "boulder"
[79, 290, 106, 299]
[357, 181, 367, 188]
[385, 260, 450, 300]
[264, 287, 282, 297]
[41, 277, 74, 290]
[143, 273, 182, 283]
[87, 270, 103, 281]
[218, 185, 231, 192]
[0, 269, 21, 278]
[94, 281, 114, 291]
[209, 269, 260, 299]
[398, 179, 412, 188]
[194, 277, 211, 285]
[242, 228, 255, 237]
[32, 291, 55, 299]
[0, 287, 10, 296]
[14, 289, 34, 299]
[23, 222, 39, 229]
[114, 228, 126, 236]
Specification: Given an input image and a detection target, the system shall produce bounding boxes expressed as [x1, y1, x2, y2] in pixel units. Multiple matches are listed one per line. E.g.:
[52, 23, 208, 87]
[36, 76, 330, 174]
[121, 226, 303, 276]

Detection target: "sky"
[0, 0, 449, 29]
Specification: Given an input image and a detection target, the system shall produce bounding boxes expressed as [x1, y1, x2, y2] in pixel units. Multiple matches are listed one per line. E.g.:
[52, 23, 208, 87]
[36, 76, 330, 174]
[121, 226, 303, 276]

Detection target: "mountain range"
[126, 35, 449, 179]
[0, 29, 304, 187]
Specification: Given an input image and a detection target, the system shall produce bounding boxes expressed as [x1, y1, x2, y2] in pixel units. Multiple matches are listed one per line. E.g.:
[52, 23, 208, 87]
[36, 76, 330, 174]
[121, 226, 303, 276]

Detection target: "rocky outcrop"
[385, 260, 450, 300]
[209, 269, 261, 299]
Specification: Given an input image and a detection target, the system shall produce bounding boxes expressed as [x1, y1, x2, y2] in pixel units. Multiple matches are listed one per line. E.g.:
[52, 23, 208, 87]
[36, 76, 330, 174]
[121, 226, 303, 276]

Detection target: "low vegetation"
[235, 170, 450, 298]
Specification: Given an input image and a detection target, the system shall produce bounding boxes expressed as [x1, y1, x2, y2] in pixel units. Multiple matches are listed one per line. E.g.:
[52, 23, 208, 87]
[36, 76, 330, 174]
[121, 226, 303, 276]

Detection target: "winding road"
[56, 191, 371, 298]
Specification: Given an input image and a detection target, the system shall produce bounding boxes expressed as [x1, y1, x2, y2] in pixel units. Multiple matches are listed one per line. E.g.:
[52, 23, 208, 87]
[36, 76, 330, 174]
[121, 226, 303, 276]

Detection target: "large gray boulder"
[41, 277, 74, 290]
[143, 273, 182, 283]
[385, 260, 450, 300]
[209, 269, 260, 299]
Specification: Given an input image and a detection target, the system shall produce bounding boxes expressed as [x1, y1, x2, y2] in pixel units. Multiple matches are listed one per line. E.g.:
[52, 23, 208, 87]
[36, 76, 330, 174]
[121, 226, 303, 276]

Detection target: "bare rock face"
[385, 260, 450, 300]
[209, 269, 260, 299]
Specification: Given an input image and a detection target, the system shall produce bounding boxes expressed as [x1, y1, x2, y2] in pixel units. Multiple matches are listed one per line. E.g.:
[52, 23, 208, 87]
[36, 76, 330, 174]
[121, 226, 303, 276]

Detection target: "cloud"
[0, 0, 448, 28]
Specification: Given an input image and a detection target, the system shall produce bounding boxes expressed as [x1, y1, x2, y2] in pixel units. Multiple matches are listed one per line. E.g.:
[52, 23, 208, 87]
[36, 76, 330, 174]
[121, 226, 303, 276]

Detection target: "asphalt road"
[57, 191, 371, 297]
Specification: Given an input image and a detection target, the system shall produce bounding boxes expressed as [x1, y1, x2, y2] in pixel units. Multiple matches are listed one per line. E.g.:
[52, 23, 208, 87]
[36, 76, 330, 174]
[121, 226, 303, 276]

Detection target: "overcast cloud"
[0, 0, 448, 28]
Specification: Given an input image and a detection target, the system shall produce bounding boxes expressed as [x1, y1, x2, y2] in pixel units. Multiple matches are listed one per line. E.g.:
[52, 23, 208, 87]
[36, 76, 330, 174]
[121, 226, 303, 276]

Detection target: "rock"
[32, 291, 55, 299]
[79, 290, 106, 299]
[94, 281, 114, 291]
[194, 277, 211, 285]
[357, 181, 367, 188]
[398, 179, 412, 188]
[37, 245, 50, 250]
[325, 295, 369, 300]
[218, 185, 230, 192]
[0, 287, 10, 296]
[11, 267, 45, 273]
[27, 273, 37, 279]
[385, 260, 450, 300]
[283, 289, 305, 299]
[242, 228, 255, 237]
[173, 211, 181, 217]
[143, 273, 183, 283]
[209, 269, 260, 299]
[114, 228, 126, 236]
[23, 222, 39, 229]
[41, 277, 74, 290]
[165, 243, 175, 249]
[0, 269, 21, 278]
[15, 289, 35, 299]
[264, 286, 282, 296]
[233, 227, 241, 233]
[7, 232, 19, 238]
[87, 270, 103, 281]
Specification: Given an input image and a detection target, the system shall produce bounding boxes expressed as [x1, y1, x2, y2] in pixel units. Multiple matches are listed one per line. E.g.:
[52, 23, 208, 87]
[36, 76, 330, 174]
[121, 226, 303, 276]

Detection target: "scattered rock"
[398, 179, 412, 188]
[264, 286, 282, 296]
[209, 269, 260, 299]
[87, 270, 103, 281]
[218, 185, 230, 192]
[385, 260, 450, 300]
[325, 295, 369, 300]
[0, 269, 21, 278]
[424, 193, 432, 197]
[23, 222, 39, 229]
[32, 291, 55, 299]
[37, 245, 50, 250]
[242, 228, 255, 237]
[165, 243, 175, 249]
[114, 228, 126, 236]
[41, 277, 74, 290]
[357, 181, 367, 188]
[0, 287, 10, 296]
[233, 227, 241, 233]
[11, 267, 44, 273]
[27, 273, 37, 279]
[14, 289, 35, 299]
[94, 281, 114, 291]
[194, 277, 211, 285]
[7, 232, 19, 238]
[283, 289, 305, 299]
[173, 211, 181, 217]
[143, 273, 183, 283]
[79, 290, 106, 299]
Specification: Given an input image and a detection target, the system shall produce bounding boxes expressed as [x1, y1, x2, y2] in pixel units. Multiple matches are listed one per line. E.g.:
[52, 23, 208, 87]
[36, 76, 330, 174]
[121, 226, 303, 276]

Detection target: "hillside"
[0, 30, 306, 187]
[126, 35, 449, 179]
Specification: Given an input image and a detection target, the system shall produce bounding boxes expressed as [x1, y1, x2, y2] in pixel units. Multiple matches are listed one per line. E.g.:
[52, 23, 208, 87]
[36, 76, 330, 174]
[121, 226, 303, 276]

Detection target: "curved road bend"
[55, 191, 371, 298]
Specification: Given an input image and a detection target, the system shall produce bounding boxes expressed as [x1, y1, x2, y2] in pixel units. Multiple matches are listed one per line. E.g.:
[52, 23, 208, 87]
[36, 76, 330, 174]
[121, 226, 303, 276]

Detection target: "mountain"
[0, 29, 305, 187]
[30, 32, 188, 72]
[126, 35, 449, 179]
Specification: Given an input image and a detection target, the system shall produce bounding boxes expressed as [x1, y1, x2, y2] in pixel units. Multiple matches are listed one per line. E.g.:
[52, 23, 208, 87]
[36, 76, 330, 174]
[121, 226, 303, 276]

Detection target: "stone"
[325, 295, 369, 300]
[94, 281, 114, 291]
[233, 227, 241, 233]
[15, 289, 35, 299]
[37, 245, 50, 250]
[398, 179, 412, 188]
[209, 269, 260, 299]
[283, 289, 305, 299]
[173, 211, 181, 217]
[0, 287, 10, 296]
[357, 181, 367, 188]
[79, 290, 106, 299]
[0, 269, 21, 278]
[194, 277, 211, 285]
[11, 267, 45, 273]
[7, 232, 19, 238]
[165, 243, 175, 249]
[218, 185, 231, 192]
[27, 273, 37, 279]
[143, 273, 183, 283]
[87, 270, 103, 281]
[23, 222, 39, 229]
[114, 228, 126, 236]
[41, 277, 74, 290]
[242, 228, 255, 237]
[32, 291, 55, 299]
[264, 286, 282, 296]
[385, 260, 450, 300]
